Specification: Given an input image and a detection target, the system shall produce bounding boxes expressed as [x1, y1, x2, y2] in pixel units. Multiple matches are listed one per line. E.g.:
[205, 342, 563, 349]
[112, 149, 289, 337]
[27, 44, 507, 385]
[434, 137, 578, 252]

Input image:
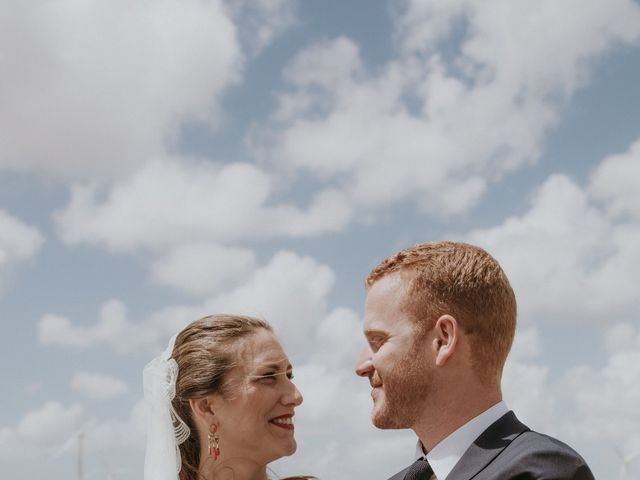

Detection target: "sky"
[1, 0, 640, 479]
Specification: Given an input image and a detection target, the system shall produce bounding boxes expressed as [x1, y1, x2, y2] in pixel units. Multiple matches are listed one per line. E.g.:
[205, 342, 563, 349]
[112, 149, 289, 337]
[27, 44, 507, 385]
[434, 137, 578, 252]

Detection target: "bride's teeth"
[272, 417, 293, 425]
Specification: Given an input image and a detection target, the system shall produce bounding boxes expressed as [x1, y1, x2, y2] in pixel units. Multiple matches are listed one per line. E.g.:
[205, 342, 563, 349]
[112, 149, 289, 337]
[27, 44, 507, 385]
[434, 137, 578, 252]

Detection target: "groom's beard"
[372, 346, 434, 430]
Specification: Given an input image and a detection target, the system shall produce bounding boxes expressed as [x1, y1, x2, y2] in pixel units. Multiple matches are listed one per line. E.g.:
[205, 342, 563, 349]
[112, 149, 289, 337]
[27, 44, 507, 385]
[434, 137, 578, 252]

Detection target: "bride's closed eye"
[258, 372, 278, 383]
[254, 370, 294, 383]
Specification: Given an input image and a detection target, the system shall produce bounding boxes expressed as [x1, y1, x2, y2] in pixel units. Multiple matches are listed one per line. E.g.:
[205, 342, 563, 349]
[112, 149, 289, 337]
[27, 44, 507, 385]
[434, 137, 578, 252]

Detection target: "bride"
[144, 314, 314, 480]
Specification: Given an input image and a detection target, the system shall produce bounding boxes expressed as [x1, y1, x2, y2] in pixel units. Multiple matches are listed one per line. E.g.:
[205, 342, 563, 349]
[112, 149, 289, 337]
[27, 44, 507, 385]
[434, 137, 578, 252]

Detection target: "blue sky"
[1, 1, 640, 479]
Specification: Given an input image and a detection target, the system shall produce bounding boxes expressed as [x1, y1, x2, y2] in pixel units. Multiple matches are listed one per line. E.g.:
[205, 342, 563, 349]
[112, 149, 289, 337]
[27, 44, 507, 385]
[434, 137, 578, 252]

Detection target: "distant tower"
[77, 431, 84, 480]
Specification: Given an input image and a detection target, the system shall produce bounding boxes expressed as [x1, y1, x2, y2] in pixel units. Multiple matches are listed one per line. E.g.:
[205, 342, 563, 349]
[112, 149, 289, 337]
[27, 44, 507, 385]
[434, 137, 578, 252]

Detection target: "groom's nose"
[355, 345, 374, 378]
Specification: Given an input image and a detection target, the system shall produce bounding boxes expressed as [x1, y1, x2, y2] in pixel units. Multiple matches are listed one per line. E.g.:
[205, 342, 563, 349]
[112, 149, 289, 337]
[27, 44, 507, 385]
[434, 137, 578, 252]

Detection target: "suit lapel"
[445, 411, 529, 480]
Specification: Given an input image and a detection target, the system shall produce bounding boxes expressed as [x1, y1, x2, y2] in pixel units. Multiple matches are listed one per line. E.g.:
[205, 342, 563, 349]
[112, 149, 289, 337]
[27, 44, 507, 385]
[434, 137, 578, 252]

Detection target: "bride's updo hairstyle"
[170, 314, 314, 480]
[171, 314, 270, 480]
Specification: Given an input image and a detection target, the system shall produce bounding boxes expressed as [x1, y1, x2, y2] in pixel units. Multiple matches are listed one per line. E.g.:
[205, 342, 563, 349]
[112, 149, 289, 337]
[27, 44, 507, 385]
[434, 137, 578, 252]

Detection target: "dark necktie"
[404, 457, 434, 480]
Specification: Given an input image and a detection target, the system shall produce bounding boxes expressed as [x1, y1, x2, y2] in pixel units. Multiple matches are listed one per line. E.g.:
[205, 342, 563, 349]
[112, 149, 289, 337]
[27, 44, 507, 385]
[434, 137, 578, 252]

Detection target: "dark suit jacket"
[388, 411, 595, 480]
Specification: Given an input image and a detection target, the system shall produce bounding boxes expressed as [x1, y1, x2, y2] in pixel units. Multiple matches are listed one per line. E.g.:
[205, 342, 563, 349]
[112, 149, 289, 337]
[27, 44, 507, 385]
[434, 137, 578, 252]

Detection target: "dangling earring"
[208, 424, 220, 460]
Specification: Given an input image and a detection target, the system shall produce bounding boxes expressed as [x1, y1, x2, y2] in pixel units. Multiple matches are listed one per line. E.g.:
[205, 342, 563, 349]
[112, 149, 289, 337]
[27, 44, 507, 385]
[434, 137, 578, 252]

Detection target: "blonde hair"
[366, 241, 517, 382]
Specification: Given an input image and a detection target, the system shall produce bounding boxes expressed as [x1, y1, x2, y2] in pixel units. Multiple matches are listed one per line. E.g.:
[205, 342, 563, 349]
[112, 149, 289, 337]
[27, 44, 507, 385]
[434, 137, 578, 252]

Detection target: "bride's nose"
[283, 382, 303, 407]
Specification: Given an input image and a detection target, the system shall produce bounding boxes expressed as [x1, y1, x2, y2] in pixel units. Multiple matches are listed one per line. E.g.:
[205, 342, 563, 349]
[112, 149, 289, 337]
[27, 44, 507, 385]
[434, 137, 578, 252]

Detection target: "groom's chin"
[373, 419, 402, 430]
[371, 406, 402, 430]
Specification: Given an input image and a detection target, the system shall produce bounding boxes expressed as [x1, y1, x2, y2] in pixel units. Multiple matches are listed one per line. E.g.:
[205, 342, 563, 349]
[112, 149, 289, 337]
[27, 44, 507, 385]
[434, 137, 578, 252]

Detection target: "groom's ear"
[189, 396, 216, 424]
[432, 314, 459, 367]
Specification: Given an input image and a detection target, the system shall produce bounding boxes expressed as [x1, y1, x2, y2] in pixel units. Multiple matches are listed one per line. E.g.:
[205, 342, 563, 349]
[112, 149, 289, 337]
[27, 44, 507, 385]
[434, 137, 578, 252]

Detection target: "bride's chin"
[279, 440, 298, 457]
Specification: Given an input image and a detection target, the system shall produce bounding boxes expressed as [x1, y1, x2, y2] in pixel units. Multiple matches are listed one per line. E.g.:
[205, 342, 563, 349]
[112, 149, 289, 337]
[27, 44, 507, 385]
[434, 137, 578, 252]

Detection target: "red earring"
[208, 424, 220, 460]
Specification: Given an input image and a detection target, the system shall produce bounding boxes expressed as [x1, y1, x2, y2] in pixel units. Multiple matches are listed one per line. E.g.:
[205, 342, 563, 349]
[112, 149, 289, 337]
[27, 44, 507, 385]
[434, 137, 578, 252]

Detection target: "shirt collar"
[414, 401, 509, 480]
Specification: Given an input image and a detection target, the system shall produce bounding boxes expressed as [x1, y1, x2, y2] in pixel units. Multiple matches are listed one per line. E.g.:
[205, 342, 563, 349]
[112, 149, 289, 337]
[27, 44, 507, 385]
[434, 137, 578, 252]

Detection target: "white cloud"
[38, 313, 92, 348]
[0, 210, 43, 264]
[463, 168, 640, 324]
[499, 322, 640, 479]
[396, 0, 640, 85]
[0, 0, 243, 181]
[311, 307, 364, 368]
[589, 139, 640, 220]
[0, 402, 83, 461]
[204, 250, 336, 358]
[37, 250, 345, 357]
[38, 299, 159, 353]
[150, 243, 256, 295]
[251, 0, 640, 217]
[502, 327, 557, 433]
[72, 371, 129, 400]
[563, 323, 640, 440]
[557, 323, 640, 478]
[54, 159, 352, 251]
[0, 209, 43, 291]
[0, 400, 145, 462]
[82, 399, 147, 453]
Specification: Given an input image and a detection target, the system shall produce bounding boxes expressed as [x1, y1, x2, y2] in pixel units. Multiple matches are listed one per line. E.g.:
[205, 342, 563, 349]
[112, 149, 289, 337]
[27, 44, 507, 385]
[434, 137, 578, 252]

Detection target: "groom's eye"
[369, 337, 384, 352]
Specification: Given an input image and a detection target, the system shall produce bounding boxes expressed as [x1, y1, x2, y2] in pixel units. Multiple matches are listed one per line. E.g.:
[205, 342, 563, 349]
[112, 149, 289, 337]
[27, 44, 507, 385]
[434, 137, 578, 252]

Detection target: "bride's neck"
[199, 458, 268, 480]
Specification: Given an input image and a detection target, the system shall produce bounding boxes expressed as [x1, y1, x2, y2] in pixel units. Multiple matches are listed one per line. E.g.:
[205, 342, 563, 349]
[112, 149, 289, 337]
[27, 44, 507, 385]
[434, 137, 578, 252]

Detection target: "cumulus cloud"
[562, 323, 640, 441]
[500, 322, 640, 479]
[150, 243, 256, 295]
[54, 160, 352, 251]
[83, 399, 147, 453]
[0, 209, 43, 291]
[0, 400, 145, 462]
[38, 299, 159, 353]
[502, 327, 557, 433]
[311, 307, 364, 368]
[0, 0, 243, 180]
[251, 0, 640, 217]
[556, 322, 640, 478]
[71, 371, 129, 400]
[0, 210, 43, 264]
[463, 163, 640, 323]
[203, 250, 335, 357]
[589, 139, 640, 220]
[37, 250, 354, 358]
[0, 402, 83, 460]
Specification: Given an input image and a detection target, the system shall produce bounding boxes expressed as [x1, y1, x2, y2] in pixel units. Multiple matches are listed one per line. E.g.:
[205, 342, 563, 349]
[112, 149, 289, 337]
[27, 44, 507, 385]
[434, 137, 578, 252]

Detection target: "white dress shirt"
[413, 400, 509, 480]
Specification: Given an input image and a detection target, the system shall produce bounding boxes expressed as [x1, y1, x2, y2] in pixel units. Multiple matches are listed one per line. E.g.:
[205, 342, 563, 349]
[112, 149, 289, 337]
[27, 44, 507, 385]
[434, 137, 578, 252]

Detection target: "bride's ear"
[189, 396, 216, 424]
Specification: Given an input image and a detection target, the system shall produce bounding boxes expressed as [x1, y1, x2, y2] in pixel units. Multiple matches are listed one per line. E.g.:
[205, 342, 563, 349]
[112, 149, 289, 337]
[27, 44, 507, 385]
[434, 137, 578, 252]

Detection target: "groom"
[355, 241, 594, 480]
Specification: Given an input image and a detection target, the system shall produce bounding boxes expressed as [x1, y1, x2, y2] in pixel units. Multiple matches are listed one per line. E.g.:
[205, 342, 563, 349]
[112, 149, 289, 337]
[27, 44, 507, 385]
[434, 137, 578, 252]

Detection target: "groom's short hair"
[366, 241, 517, 382]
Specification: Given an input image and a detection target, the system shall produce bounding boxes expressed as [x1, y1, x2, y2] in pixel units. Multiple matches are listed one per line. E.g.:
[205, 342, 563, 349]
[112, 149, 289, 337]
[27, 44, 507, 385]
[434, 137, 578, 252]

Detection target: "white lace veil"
[143, 333, 191, 480]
